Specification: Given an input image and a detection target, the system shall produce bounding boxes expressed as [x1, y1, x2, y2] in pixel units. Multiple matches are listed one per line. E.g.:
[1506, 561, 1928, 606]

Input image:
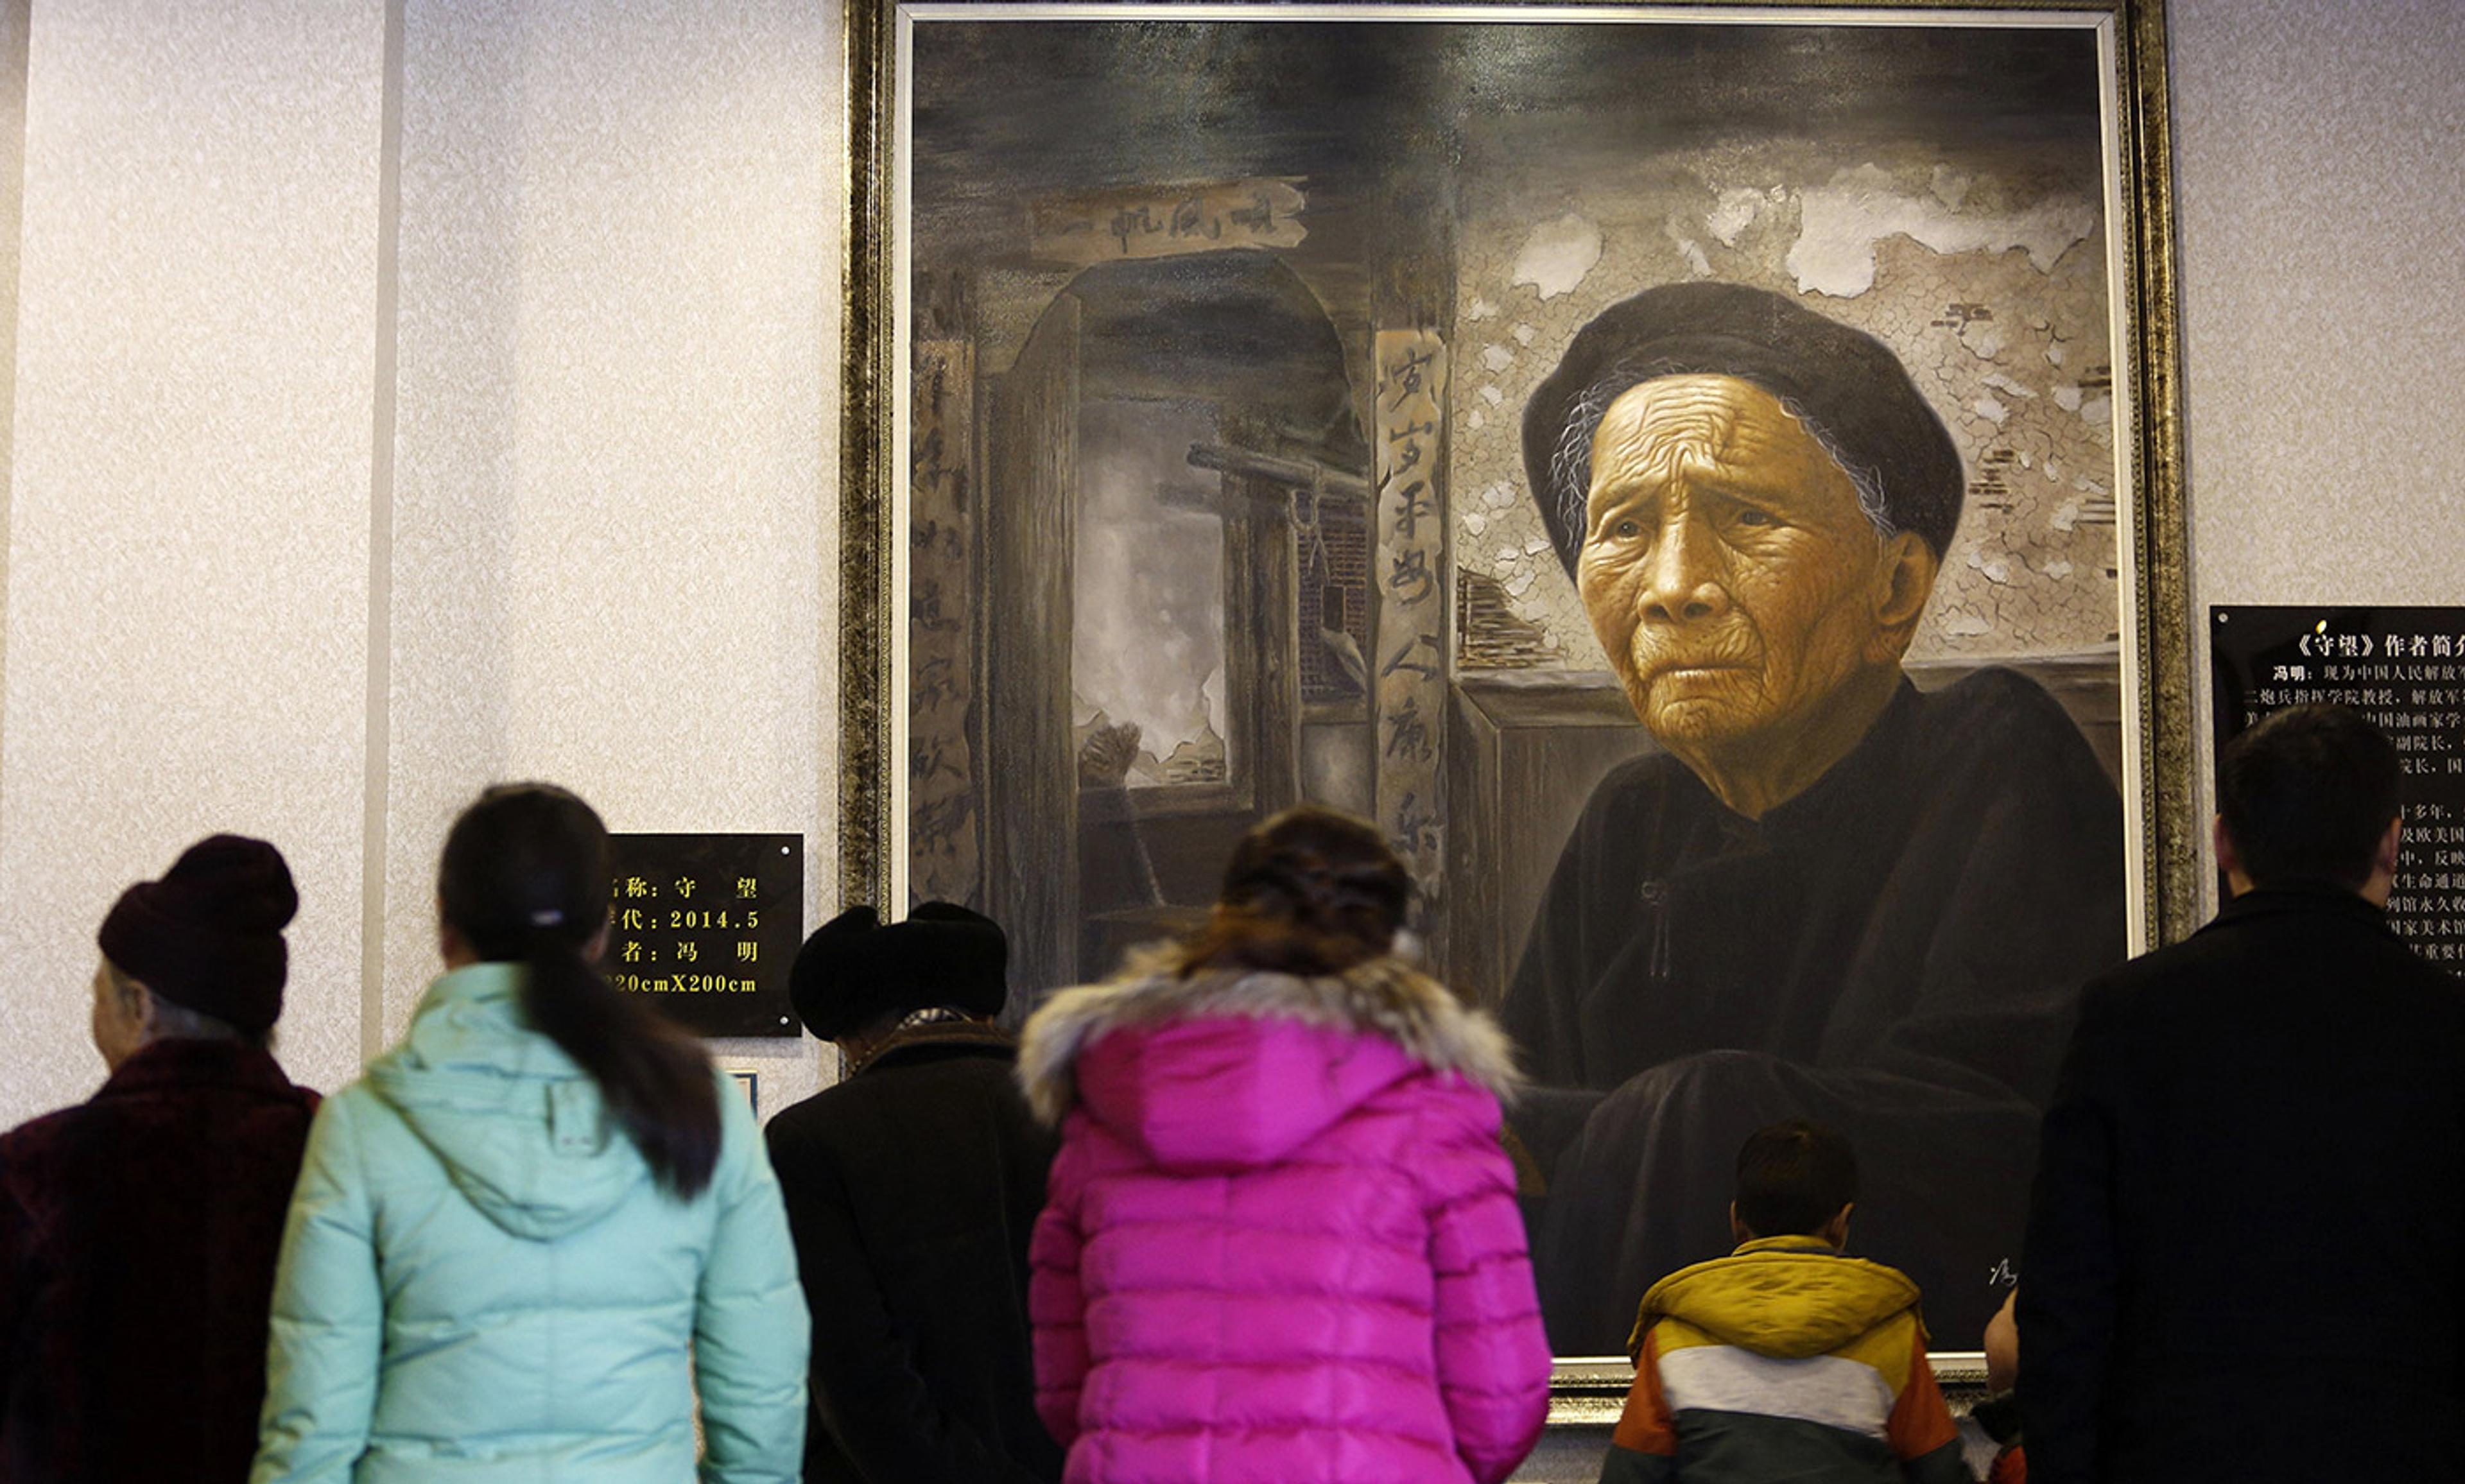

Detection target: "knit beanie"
[96, 834, 298, 1033]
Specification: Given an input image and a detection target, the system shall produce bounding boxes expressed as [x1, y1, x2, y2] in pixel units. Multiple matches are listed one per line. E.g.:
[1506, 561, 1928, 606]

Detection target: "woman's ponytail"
[441, 784, 720, 1198]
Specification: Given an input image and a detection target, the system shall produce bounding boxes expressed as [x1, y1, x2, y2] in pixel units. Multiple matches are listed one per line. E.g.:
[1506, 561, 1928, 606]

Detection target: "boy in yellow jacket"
[1599, 1121, 1969, 1484]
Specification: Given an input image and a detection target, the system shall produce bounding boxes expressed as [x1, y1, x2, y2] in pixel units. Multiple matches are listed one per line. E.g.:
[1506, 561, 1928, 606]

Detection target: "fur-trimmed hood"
[1017, 951, 1521, 1168]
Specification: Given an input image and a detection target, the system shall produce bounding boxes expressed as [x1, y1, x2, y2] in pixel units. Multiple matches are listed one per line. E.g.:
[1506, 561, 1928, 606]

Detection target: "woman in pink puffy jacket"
[1017, 805, 1553, 1483]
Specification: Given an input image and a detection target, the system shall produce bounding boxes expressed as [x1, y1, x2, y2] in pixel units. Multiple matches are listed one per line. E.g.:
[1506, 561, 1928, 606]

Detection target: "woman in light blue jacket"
[252, 784, 806, 1483]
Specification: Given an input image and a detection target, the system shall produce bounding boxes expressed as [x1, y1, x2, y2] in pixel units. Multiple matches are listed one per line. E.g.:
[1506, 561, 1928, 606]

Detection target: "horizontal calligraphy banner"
[1027, 178, 1305, 266]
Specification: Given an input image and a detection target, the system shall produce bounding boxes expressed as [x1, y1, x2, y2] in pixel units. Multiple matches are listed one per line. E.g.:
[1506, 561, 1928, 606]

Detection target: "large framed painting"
[840, 0, 2190, 1365]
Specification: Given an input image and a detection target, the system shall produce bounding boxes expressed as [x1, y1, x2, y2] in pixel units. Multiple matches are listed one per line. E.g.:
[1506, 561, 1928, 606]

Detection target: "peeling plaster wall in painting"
[1453, 112, 2122, 673]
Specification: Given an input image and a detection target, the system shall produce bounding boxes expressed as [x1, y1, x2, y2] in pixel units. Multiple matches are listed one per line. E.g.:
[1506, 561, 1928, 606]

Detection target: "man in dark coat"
[1508, 282, 2127, 1352]
[765, 902, 1063, 1484]
[0, 834, 320, 1483]
[2020, 705, 2465, 1482]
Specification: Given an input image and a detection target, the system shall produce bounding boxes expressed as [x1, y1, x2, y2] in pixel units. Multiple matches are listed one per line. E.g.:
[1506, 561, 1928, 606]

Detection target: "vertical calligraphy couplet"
[1374, 331, 1449, 904]
[909, 338, 982, 907]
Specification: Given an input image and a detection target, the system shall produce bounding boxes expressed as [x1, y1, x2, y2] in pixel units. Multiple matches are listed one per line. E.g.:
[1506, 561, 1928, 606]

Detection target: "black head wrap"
[1521, 282, 1965, 577]
[97, 834, 297, 1033]
[789, 901, 1008, 1040]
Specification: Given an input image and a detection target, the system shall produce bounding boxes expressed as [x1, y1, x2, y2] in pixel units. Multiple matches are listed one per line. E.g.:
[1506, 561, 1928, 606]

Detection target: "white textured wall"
[0, 1, 387, 1116]
[0, 0, 840, 1129]
[2172, 0, 2465, 888]
[384, 0, 838, 1105]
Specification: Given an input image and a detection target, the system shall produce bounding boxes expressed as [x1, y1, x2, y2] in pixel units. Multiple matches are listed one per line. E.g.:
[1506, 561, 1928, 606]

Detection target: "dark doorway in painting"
[977, 252, 1372, 1003]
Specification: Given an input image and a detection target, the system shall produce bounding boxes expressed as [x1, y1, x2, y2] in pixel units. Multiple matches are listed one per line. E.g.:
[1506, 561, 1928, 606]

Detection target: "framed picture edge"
[836, 0, 2194, 1385]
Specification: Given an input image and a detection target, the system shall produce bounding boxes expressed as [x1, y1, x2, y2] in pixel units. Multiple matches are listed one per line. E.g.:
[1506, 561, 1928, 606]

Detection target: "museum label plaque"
[2211, 607, 2465, 962]
[602, 833, 802, 1037]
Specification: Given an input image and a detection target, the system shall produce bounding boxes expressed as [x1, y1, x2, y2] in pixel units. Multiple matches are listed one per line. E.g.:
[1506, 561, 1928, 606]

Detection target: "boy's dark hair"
[2217, 704, 2401, 891]
[1734, 1119, 1858, 1238]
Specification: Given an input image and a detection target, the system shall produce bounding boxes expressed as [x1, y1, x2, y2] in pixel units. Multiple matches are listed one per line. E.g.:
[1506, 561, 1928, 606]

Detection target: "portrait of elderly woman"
[870, 8, 2159, 1364]
[1504, 282, 2128, 1354]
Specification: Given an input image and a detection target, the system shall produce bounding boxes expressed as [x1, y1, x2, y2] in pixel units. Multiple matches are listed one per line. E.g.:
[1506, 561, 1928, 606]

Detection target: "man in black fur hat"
[764, 902, 1062, 1483]
[1504, 282, 2127, 1352]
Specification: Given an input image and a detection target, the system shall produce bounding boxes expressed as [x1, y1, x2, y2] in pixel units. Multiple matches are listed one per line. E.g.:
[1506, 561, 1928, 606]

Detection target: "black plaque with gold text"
[2211, 606, 2465, 964]
[602, 834, 802, 1037]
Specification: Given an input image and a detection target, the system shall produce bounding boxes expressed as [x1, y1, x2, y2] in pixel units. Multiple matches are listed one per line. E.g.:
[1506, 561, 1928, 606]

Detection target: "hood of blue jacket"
[365, 962, 649, 1240]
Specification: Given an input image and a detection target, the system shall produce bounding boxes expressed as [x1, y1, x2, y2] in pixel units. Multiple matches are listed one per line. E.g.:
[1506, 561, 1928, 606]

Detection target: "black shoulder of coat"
[0, 1096, 116, 1184]
[766, 1042, 1026, 1137]
[1906, 666, 2116, 791]
[1564, 746, 1709, 841]
[2085, 888, 2459, 1029]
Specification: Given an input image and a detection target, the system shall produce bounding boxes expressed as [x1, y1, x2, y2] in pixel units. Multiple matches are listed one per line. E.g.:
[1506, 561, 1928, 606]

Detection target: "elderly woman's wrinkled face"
[1577, 375, 1933, 759]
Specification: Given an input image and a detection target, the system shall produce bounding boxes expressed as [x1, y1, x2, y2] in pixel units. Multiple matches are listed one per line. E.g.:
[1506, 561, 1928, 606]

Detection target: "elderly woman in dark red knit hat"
[0, 833, 319, 1484]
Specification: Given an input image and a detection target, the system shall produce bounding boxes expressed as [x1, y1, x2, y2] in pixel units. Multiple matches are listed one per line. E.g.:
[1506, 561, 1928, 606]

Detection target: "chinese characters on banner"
[910, 336, 982, 906]
[602, 834, 804, 1037]
[1026, 178, 1306, 266]
[1375, 330, 1448, 899]
[2212, 607, 2465, 960]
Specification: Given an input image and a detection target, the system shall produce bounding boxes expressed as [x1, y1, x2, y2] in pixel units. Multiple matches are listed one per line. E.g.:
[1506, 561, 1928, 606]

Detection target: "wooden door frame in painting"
[982, 295, 1085, 1019]
[837, 0, 2190, 1390]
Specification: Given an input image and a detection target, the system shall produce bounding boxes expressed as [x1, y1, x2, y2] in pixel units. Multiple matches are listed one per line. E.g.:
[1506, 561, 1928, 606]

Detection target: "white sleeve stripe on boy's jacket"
[1653, 1347, 1894, 1440]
